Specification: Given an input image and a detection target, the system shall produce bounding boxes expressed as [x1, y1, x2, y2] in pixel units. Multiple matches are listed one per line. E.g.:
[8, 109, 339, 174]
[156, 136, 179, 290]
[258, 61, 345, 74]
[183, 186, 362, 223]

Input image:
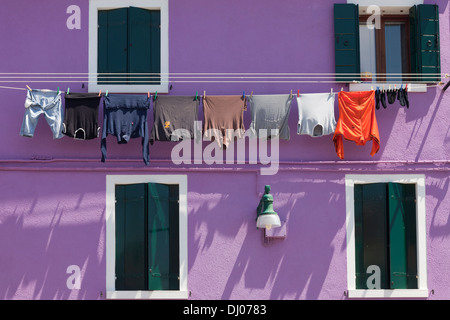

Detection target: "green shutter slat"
[147, 183, 180, 291]
[388, 183, 418, 289]
[354, 184, 365, 289]
[97, 11, 109, 85]
[98, 8, 128, 85]
[115, 185, 126, 290]
[410, 4, 440, 82]
[334, 4, 360, 82]
[362, 184, 390, 289]
[128, 7, 161, 85]
[115, 183, 147, 290]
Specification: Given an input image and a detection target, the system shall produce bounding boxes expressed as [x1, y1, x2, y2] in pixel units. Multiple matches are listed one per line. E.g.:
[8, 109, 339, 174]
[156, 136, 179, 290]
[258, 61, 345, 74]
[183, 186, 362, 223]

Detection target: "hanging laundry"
[397, 87, 409, 109]
[247, 94, 292, 140]
[375, 88, 388, 110]
[387, 89, 397, 104]
[380, 89, 387, 109]
[375, 89, 381, 110]
[150, 96, 200, 143]
[202, 95, 247, 148]
[296, 92, 336, 137]
[333, 91, 380, 159]
[20, 89, 64, 139]
[62, 92, 101, 140]
[101, 94, 150, 165]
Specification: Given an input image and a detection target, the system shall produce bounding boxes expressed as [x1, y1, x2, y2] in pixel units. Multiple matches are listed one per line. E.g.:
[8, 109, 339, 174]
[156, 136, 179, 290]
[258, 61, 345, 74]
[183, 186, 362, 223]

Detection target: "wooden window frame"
[359, 15, 411, 83]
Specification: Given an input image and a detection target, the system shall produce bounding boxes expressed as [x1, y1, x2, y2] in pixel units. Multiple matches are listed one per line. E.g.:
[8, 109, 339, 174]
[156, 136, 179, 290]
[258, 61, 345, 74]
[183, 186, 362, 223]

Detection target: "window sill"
[88, 83, 169, 94]
[349, 83, 427, 93]
[348, 289, 429, 299]
[107, 290, 189, 300]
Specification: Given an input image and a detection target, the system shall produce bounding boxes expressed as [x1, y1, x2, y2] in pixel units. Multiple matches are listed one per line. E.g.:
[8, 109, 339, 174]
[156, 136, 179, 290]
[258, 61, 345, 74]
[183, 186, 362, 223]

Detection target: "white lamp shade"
[256, 214, 281, 230]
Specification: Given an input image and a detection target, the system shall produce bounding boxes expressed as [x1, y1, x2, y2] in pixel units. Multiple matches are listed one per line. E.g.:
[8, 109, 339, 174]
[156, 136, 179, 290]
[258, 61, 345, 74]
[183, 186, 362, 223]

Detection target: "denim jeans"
[20, 89, 64, 139]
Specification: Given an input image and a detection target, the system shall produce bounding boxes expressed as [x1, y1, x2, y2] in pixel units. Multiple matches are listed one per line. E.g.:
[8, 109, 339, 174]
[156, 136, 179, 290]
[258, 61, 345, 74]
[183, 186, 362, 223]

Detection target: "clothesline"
[0, 83, 445, 93]
[0, 72, 447, 75]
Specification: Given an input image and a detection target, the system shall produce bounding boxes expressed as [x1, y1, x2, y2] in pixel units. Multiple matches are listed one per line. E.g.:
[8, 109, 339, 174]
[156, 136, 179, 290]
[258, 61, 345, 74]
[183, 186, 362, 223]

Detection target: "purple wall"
[0, 0, 449, 300]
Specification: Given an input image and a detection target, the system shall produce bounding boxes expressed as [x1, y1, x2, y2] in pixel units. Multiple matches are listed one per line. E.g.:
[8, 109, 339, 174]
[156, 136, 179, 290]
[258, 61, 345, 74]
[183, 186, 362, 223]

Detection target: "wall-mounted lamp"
[257, 185, 285, 245]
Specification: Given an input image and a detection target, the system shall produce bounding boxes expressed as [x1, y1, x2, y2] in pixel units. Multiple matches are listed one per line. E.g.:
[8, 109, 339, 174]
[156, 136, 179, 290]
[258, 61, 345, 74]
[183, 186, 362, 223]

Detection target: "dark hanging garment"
[397, 88, 410, 109]
[101, 94, 150, 165]
[380, 90, 387, 109]
[387, 89, 397, 104]
[150, 96, 200, 143]
[63, 92, 101, 140]
[375, 89, 380, 110]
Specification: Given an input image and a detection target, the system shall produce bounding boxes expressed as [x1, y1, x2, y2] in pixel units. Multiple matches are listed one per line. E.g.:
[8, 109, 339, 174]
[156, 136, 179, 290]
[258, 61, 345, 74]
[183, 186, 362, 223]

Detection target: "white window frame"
[345, 174, 428, 298]
[106, 174, 188, 300]
[88, 0, 169, 94]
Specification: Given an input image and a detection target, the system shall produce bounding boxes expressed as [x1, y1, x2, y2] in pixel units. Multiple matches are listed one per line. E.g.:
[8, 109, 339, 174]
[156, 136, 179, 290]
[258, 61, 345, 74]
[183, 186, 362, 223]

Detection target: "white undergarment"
[296, 93, 336, 137]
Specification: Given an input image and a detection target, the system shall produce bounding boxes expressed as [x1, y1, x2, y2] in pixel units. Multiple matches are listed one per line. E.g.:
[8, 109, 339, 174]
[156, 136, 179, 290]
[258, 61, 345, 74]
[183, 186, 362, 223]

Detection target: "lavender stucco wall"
[0, 0, 449, 300]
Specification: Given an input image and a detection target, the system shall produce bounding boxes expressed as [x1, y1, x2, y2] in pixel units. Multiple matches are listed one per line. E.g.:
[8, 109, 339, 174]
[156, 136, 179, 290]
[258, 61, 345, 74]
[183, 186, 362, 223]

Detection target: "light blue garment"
[20, 89, 64, 139]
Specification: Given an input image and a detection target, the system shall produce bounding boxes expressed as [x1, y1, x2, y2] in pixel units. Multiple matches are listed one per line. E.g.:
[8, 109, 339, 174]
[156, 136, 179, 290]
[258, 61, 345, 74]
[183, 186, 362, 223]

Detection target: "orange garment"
[333, 91, 380, 159]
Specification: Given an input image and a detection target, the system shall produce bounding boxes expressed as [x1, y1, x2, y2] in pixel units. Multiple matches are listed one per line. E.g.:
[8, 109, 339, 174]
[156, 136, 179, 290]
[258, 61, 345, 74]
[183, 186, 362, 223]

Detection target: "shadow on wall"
[188, 173, 346, 300]
[427, 174, 450, 239]
[0, 200, 105, 300]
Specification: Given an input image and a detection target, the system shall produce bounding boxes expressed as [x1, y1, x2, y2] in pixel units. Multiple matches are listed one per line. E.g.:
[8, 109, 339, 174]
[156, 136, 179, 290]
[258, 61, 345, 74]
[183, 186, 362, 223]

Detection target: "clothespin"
[153, 91, 157, 101]
[405, 84, 408, 91]
[341, 87, 343, 91]
[148, 91, 150, 98]
[250, 91, 253, 98]
[26, 85, 32, 91]
[371, 86, 374, 91]
[195, 91, 198, 101]
[57, 87, 60, 94]
[242, 91, 245, 99]
[331, 88, 333, 95]
[67, 87, 70, 95]
[98, 90, 102, 97]
[297, 89, 300, 97]
[106, 90, 108, 97]
[290, 90, 293, 98]
[204, 90, 206, 98]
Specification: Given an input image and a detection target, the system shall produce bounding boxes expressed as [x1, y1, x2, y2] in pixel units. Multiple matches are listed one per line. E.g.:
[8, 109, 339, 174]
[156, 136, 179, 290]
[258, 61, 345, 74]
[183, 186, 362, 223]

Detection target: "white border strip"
[106, 174, 188, 300]
[345, 174, 428, 298]
[88, 0, 169, 93]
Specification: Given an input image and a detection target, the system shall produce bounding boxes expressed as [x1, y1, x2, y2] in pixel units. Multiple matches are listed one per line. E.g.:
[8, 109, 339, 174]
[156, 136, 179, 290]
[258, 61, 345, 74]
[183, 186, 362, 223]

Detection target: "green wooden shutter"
[128, 7, 161, 85]
[115, 184, 148, 290]
[147, 183, 180, 291]
[388, 183, 418, 289]
[98, 8, 129, 85]
[410, 4, 440, 82]
[354, 183, 390, 289]
[334, 4, 360, 82]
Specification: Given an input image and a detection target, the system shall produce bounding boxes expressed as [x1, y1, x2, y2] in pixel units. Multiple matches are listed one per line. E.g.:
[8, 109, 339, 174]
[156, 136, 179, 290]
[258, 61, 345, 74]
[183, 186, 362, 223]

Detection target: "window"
[359, 15, 410, 83]
[334, 3, 440, 83]
[106, 175, 188, 299]
[345, 175, 428, 298]
[89, 0, 169, 93]
[354, 183, 417, 289]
